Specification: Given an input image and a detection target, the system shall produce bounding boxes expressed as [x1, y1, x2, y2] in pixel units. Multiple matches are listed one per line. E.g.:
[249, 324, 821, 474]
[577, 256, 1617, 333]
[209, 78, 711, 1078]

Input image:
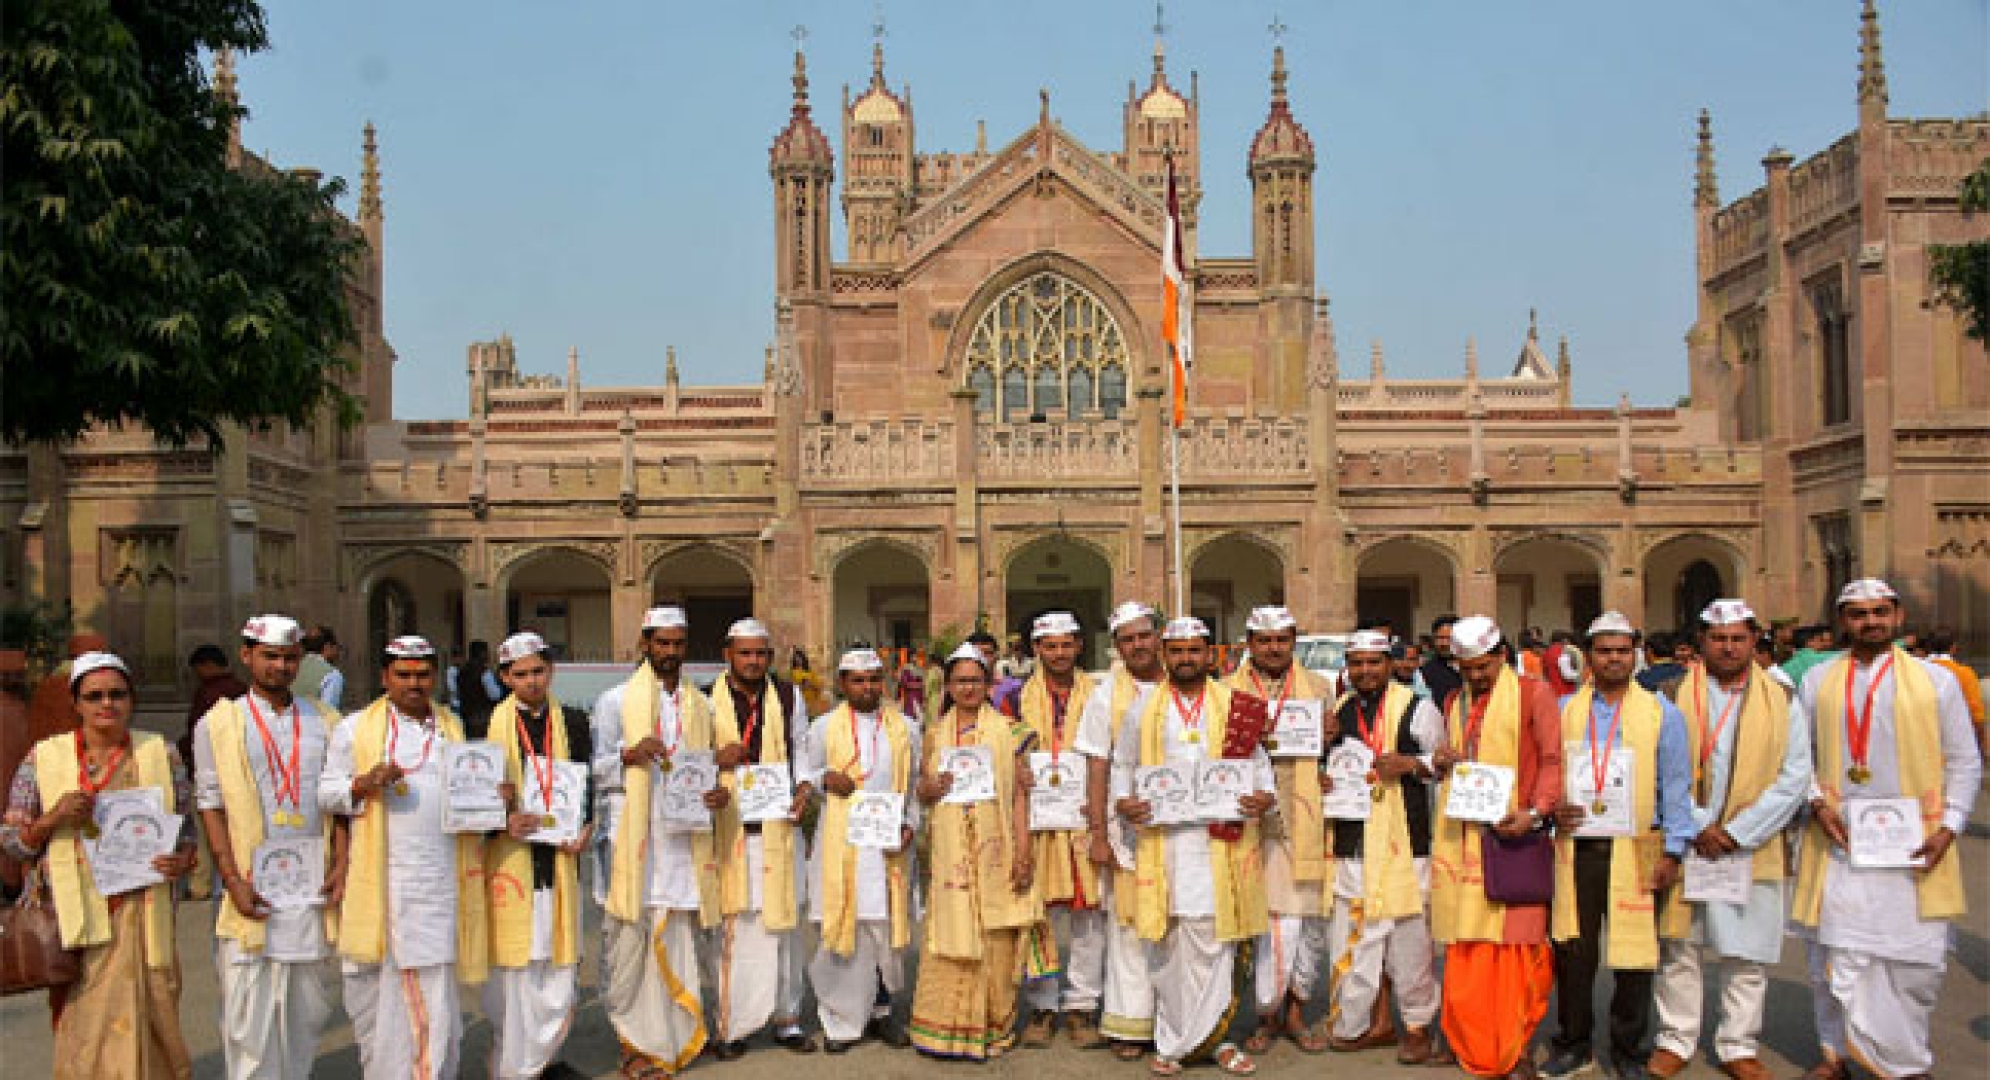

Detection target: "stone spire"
[360, 122, 382, 222]
[565, 346, 580, 415]
[1249, 44, 1314, 165]
[214, 48, 241, 163]
[770, 40, 832, 167]
[1858, 0, 1887, 108]
[1464, 337, 1480, 386]
[1556, 337, 1572, 406]
[1694, 109, 1718, 209]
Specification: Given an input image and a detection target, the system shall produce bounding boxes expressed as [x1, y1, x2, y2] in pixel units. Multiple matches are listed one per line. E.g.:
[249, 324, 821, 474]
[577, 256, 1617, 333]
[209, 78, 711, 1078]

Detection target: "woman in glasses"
[1, 651, 199, 1078]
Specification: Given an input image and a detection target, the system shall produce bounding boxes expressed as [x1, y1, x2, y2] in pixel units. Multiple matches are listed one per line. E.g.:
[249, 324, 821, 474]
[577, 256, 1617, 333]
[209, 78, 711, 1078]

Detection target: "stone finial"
[763, 344, 776, 383]
[565, 346, 580, 415]
[1369, 340, 1385, 382]
[1464, 337, 1479, 384]
[665, 345, 679, 385]
[1858, 0, 1887, 107]
[976, 119, 987, 154]
[1694, 108, 1719, 208]
[1527, 307, 1539, 341]
[1039, 87, 1051, 127]
[360, 122, 382, 221]
[1616, 391, 1637, 503]
[1270, 45, 1288, 105]
[1556, 336, 1572, 405]
[214, 47, 238, 105]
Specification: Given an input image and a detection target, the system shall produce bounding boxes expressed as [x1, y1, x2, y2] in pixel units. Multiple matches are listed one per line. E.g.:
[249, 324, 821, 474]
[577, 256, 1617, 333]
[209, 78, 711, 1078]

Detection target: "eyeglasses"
[78, 688, 132, 704]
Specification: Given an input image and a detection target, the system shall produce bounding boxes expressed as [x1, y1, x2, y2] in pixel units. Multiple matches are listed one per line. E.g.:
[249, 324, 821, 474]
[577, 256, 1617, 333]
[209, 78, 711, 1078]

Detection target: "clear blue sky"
[236, 1, 1987, 419]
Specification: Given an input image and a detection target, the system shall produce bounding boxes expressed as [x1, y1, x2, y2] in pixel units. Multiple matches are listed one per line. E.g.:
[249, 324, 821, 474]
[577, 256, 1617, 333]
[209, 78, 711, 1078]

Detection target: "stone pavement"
[5, 793, 1986, 1078]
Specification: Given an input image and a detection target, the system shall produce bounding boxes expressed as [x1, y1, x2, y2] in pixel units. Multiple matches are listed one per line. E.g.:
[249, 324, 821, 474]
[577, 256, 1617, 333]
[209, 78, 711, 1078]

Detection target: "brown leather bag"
[0, 863, 80, 995]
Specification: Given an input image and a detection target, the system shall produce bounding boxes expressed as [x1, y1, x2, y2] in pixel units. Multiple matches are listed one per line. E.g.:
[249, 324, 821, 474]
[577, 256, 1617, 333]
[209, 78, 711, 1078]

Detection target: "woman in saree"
[1, 651, 199, 1079]
[908, 642, 1040, 1060]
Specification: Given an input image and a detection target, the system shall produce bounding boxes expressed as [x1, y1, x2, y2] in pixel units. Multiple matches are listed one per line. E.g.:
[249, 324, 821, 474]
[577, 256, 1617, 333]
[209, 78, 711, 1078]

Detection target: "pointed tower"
[1248, 44, 1315, 296]
[214, 48, 242, 167]
[770, 45, 834, 298]
[357, 122, 391, 423]
[1123, 28, 1200, 224]
[1686, 108, 1723, 414]
[841, 32, 914, 265]
[1858, 0, 1888, 122]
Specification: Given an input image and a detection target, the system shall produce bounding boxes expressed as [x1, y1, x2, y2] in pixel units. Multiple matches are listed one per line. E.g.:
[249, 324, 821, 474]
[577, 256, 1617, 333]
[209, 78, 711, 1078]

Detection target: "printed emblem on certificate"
[441, 740, 507, 833]
[1028, 752, 1087, 832]
[252, 836, 325, 911]
[1565, 742, 1636, 838]
[1321, 741, 1376, 821]
[86, 789, 178, 897]
[736, 762, 793, 823]
[846, 791, 904, 850]
[939, 745, 997, 805]
[1194, 758, 1252, 822]
[1268, 700, 1324, 758]
[658, 750, 717, 831]
[1442, 761, 1515, 824]
[1682, 850, 1751, 904]
[1135, 763, 1197, 825]
[523, 758, 588, 845]
[1845, 796, 1924, 869]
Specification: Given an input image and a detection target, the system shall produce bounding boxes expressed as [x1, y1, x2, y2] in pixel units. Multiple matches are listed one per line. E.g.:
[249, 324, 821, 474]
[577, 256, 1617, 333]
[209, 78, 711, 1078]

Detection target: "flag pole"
[1169, 405, 1185, 616]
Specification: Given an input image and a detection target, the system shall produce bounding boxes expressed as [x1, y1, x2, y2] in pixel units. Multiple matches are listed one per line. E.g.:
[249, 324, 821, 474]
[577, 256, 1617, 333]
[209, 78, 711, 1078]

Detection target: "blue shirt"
[1559, 689, 1698, 857]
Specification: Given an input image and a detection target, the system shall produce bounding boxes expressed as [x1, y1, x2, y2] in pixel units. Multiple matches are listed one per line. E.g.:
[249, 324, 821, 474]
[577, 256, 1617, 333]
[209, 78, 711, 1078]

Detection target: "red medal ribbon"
[842, 706, 884, 783]
[1588, 694, 1624, 805]
[1355, 692, 1389, 756]
[386, 706, 436, 774]
[1460, 693, 1492, 758]
[1170, 684, 1208, 740]
[1251, 667, 1293, 723]
[244, 694, 303, 814]
[515, 709, 556, 812]
[653, 685, 683, 760]
[73, 728, 129, 796]
[1045, 682, 1072, 770]
[1844, 654, 1895, 776]
[735, 683, 763, 752]
[1693, 674, 1745, 784]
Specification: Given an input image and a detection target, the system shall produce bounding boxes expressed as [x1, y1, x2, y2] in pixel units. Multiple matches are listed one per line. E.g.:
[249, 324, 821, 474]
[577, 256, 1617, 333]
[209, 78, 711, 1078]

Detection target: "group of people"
[0, 574, 1976, 1079]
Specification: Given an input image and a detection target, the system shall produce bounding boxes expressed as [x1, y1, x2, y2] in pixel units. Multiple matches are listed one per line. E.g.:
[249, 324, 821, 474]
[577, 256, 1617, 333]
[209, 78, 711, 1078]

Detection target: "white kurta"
[798, 708, 920, 921]
[319, 708, 462, 1079]
[1078, 674, 1160, 1043]
[710, 683, 812, 1039]
[196, 691, 335, 1079]
[593, 682, 705, 912]
[1791, 655, 1979, 1077]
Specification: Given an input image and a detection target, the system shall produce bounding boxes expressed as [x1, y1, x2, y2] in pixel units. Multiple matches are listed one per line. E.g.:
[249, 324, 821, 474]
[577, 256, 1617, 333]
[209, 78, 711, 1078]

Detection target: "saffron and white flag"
[1162, 158, 1192, 427]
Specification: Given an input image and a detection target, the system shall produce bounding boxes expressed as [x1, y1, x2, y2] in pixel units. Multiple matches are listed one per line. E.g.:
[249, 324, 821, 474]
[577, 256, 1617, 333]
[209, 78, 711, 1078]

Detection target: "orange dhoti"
[1440, 941, 1553, 1077]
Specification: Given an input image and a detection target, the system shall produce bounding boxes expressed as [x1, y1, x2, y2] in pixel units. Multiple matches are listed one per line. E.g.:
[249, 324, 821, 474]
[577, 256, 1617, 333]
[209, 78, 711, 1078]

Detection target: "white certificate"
[658, 750, 717, 831]
[522, 758, 588, 845]
[1846, 797, 1925, 869]
[736, 762, 793, 824]
[1135, 763, 1198, 825]
[1565, 742, 1636, 838]
[442, 740, 507, 833]
[1321, 740, 1376, 821]
[86, 789, 178, 897]
[939, 746, 997, 805]
[1442, 761, 1516, 824]
[846, 791, 904, 850]
[1028, 752, 1088, 832]
[251, 836, 325, 911]
[1682, 850, 1751, 904]
[1194, 758, 1254, 822]
[1267, 700, 1325, 758]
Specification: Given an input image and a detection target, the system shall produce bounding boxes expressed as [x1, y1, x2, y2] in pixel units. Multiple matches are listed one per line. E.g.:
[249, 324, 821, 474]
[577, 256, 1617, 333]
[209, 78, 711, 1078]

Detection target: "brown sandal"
[1243, 1015, 1281, 1054]
[1114, 1042, 1148, 1061]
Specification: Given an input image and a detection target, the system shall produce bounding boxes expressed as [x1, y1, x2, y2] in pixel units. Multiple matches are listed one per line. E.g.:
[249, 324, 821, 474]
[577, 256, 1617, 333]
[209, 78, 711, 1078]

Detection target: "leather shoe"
[777, 1031, 818, 1054]
[866, 1017, 911, 1049]
[1396, 1026, 1436, 1066]
[1644, 1049, 1688, 1078]
[824, 1039, 856, 1054]
[1327, 1026, 1399, 1052]
[715, 1040, 747, 1061]
[1716, 1058, 1769, 1080]
[1799, 1061, 1850, 1080]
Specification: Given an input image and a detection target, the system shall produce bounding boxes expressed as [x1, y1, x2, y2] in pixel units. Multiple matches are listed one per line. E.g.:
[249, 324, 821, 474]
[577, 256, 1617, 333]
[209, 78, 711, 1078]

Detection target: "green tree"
[1928, 157, 1990, 345]
[1, 0, 362, 448]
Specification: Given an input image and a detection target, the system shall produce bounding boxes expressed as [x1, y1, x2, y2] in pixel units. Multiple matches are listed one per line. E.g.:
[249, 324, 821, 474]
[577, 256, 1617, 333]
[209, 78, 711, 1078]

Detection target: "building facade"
[6, 4, 1986, 711]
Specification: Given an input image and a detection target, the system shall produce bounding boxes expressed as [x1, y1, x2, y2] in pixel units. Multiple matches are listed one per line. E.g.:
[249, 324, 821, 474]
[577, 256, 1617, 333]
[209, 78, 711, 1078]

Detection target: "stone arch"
[830, 538, 933, 663]
[1642, 532, 1749, 635]
[1189, 531, 1287, 645]
[649, 542, 757, 664]
[1356, 533, 1462, 641]
[500, 546, 615, 663]
[1493, 533, 1609, 636]
[1003, 534, 1115, 668]
[643, 540, 758, 592]
[359, 548, 468, 688]
[946, 251, 1149, 416]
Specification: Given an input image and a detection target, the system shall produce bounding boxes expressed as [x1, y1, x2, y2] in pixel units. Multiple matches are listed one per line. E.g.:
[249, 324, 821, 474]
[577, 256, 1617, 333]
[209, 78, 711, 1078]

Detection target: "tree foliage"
[1927, 157, 1990, 345]
[1, 0, 363, 448]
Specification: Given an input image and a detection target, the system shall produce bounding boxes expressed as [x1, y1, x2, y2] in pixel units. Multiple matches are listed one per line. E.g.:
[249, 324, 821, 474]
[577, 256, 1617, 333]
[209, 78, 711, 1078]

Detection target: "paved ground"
[6, 793, 1988, 1078]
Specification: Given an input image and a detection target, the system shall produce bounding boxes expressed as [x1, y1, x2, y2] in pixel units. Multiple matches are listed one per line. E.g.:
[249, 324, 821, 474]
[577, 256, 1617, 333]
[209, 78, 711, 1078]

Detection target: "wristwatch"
[1527, 807, 1546, 830]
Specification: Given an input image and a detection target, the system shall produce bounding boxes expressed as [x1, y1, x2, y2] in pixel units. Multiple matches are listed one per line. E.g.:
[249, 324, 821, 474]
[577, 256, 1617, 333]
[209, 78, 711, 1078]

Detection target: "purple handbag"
[1481, 826, 1553, 904]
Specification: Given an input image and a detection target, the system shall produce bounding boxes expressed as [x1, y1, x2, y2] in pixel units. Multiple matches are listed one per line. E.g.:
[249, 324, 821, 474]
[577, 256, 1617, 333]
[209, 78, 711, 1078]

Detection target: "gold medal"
[1184, 730, 1202, 744]
[541, 815, 557, 830]
[742, 772, 757, 790]
[660, 757, 674, 774]
[1049, 773, 1062, 788]
[83, 823, 101, 840]
[1848, 766, 1871, 785]
[1370, 786, 1384, 801]
[392, 781, 409, 797]
[1592, 800, 1608, 815]
[1454, 763, 1472, 777]
[1264, 737, 1279, 751]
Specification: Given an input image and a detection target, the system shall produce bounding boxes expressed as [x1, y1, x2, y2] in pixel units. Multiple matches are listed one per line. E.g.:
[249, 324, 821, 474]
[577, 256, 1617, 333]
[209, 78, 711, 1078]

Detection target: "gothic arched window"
[962, 271, 1131, 420]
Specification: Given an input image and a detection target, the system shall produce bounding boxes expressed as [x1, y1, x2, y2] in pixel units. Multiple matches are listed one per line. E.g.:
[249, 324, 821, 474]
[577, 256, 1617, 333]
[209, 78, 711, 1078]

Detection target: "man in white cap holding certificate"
[194, 614, 342, 1079]
[1790, 579, 1978, 1080]
[801, 647, 919, 1051]
[593, 605, 726, 1077]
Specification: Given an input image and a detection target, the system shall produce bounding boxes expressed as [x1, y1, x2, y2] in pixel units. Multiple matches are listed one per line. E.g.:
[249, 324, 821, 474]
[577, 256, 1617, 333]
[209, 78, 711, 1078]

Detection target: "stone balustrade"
[977, 418, 1137, 481]
[801, 418, 956, 485]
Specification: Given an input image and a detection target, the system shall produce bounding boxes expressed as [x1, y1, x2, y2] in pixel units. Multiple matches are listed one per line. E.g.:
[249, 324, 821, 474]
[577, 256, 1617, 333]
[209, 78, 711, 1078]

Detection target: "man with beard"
[593, 606, 727, 1077]
[321, 636, 488, 1079]
[1421, 615, 1464, 710]
[1113, 617, 1275, 1078]
[1318, 629, 1447, 1064]
[1646, 600, 1810, 1080]
[194, 615, 343, 1078]
[1792, 580, 1978, 1080]
[1017, 610, 1111, 1048]
[1074, 601, 1169, 1061]
[1227, 606, 1335, 1056]
[707, 618, 817, 1057]
[801, 648, 918, 1052]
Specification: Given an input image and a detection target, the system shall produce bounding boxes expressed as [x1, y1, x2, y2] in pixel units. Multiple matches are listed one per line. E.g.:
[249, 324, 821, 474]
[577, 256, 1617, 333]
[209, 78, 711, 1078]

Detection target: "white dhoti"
[1322, 857, 1439, 1039]
[1152, 917, 1238, 1062]
[1101, 879, 1155, 1043]
[341, 955, 461, 1080]
[1652, 939, 1768, 1063]
[604, 907, 707, 1069]
[809, 921, 903, 1041]
[710, 833, 808, 1040]
[1253, 914, 1330, 1010]
[215, 939, 334, 1079]
[483, 886, 578, 1079]
[1025, 903, 1110, 1012]
[1806, 942, 1942, 1078]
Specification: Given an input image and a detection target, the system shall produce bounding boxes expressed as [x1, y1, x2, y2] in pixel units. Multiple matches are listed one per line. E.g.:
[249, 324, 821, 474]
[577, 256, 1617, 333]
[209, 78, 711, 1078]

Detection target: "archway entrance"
[361, 550, 467, 689]
[1190, 533, 1285, 647]
[832, 542, 932, 663]
[1356, 538, 1458, 641]
[1643, 535, 1745, 636]
[503, 550, 614, 663]
[1004, 537, 1112, 668]
[652, 546, 755, 664]
[1494, 537, 1605, 637]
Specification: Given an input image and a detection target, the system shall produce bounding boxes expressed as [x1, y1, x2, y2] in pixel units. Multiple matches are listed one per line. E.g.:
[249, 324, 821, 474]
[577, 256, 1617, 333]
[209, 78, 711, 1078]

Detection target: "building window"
[1814, 513, 1856, 617]
[963, 271, 1131, 420]
[1810, 273, 1851, 427]
[1726, 312, 1765, 441]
